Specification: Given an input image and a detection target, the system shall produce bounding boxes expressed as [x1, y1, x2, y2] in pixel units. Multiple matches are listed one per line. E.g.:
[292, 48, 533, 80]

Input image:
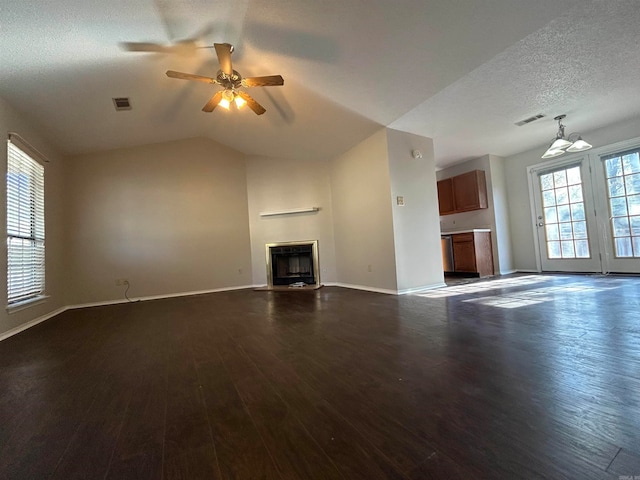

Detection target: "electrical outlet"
[115, 279, 121, 286]
[238, 268, 243, 275]
[122, 279, 129, 285]
[367, 264, 372, 273]
[115, 278, 129, 286]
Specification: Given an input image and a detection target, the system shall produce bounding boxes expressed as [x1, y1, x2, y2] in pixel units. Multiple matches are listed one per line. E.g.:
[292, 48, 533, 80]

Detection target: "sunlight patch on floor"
[415, 275, 622, 309]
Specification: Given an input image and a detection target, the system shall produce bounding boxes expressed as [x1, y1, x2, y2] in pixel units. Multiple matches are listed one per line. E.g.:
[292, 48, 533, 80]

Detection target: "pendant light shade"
[566, 136, 593, 152]
[541, 115, 592, 159]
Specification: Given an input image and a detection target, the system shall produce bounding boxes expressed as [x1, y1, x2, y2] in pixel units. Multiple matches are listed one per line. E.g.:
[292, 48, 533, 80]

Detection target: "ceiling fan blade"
[202, 91, 223, 112]
[238, 91, 266, 115]
[243, 75, 284, 87]
[120, 42, 173, 53]
[166, 70, 217, 84]
[214, 43, 234, 75]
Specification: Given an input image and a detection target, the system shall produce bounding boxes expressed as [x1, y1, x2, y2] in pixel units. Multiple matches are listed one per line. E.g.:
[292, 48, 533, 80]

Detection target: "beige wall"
[386, 129, 443, 291]
[0, 97, 66, 337]
[64, 137, 252, 304]
[330, 128, 398, 292]
[245, 155, 337, 286]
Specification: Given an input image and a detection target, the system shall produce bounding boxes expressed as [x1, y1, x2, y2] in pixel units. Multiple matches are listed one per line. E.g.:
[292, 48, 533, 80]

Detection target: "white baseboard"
[398, 283, 447, 295]
[0, 306, 69, 342]
[499, 269, 518, 275]
[67, 284, 256, 311]
[514, 269, 539, 273]
[332, 283, 398, 295]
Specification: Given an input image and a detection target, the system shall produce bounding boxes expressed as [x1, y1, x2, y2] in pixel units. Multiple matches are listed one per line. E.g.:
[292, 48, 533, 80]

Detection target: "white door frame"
[527, 155, 603, 273]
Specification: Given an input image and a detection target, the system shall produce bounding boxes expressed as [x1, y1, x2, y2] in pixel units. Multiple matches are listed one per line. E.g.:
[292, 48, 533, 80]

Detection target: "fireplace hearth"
[265, 240, 320, 288]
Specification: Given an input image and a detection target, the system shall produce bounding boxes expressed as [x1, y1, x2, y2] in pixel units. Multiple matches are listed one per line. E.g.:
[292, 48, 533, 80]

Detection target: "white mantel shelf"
[259, 207, 319, 217]
[441, 228, 491, 235]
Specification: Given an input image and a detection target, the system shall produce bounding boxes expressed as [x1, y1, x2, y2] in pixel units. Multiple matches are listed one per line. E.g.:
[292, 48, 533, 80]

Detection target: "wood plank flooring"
[1, 274, 639, 479]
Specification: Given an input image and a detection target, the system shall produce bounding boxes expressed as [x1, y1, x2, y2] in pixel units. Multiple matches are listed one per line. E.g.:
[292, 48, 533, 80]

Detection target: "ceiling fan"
[166, 43, 284, 115]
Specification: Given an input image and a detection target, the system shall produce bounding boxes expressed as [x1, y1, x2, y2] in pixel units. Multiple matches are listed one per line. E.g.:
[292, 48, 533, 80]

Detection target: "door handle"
[537, 222, 544, 227]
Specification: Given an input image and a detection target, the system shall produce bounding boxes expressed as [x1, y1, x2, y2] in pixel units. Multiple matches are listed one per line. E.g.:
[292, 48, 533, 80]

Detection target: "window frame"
[6, 138, 46, 309]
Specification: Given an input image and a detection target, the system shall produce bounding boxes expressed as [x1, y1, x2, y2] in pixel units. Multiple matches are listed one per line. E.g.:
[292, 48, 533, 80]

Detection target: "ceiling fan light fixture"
[234, 95, 247, 109]
[218, 98, 231, 110]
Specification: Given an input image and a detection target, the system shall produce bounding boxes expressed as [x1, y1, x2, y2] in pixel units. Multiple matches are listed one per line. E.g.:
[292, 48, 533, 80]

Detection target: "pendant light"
[541, 115, 592, 159]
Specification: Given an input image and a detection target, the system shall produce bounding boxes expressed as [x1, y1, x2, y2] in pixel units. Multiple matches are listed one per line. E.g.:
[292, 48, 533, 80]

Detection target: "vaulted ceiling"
[2, 0, 640, 167]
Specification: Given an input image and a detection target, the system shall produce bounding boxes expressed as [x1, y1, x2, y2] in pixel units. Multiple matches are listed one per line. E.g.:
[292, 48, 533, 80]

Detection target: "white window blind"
[7, 140, 45, 304]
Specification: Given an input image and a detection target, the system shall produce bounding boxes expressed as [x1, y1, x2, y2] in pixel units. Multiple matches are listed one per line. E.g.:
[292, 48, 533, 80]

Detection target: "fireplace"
[265, 240, 320, 288]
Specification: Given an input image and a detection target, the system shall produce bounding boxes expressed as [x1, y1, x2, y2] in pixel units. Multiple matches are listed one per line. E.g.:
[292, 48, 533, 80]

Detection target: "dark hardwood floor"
[1, 274, 640, 479]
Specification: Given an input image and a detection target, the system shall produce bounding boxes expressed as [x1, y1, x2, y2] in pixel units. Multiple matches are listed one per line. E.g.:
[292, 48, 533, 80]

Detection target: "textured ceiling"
[2, 0, 638, 166]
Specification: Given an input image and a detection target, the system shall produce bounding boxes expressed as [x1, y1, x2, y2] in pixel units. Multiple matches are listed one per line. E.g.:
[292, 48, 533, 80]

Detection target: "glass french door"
[531, 158, 602, 272]
[592, 147, 640, 273]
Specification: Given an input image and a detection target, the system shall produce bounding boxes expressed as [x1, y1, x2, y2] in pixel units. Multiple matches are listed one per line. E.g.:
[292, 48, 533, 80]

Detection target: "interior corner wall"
[64, 137, 252, 305]
[386, 129, 443, 292]
[504, 114, 640, 271]
[487, 155, 514, 274]
[330, 128, 398, 293]
[245, 155, 337, 286]
[0, 97, 66, 337]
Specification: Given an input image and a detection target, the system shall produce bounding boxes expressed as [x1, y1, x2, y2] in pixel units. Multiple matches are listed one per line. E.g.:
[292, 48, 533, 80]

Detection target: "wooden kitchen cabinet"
[451, 231, 493, 277]
[436, 178, 455, 215]
[437, 170, 488, 215]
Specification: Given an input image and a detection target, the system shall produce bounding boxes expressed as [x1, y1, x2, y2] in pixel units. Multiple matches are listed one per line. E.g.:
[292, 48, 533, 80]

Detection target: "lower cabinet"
[449, 231, 494, 277]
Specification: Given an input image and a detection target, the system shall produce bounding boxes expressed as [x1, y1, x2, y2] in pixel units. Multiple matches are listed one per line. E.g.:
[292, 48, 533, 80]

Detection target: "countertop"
[441, 228, 491, 235]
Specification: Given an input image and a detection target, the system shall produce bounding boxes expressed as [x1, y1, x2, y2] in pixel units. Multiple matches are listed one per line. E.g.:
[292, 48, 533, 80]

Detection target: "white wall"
[505, 115, 640, 271]
[330, 129, 398, 293]
[245, 156, 337, 286]
[488, 155, 514, 274]
[0, 97, 66, 337]
[64, 137, 252, 305]
[386, 129, 444, 292]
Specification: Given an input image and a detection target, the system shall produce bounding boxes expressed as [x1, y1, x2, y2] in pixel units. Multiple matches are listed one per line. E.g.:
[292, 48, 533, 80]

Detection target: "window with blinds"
[6, 140, 45, 305]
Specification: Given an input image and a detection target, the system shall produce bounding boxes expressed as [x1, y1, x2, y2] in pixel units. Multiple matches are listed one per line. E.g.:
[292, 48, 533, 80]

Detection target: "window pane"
[615, 237, 633, 257]
[554, 171, 567, 188]
[628, 195, 640, 216]
[542, 190, 556, 207]
[625, 173, 640, 195]
[556, 187, 569, 205]
[559, 222, 574, 240]
[547, 241, 561, 259]
[540, 173, 554, 191]
[605, 157, 623, 178]
[633, 237, 640, 257]
[557, 205, 571, 222]
[573, 221, 588, 239]
[571, 202, 586, 221]
[561, 241, 575, 258]
[545, 224, 559, 241]
[568, 185, 583, 203]
[630, 216, 640, 236]
[622, 152, 640, 175]
[545, 207, 558, 223]
[575, 240, 590, 258]
[610, 197, 628, 217]
[608, 177, 626, 197]
[613, 217, 630, 236]
[566, 166, 582, 185]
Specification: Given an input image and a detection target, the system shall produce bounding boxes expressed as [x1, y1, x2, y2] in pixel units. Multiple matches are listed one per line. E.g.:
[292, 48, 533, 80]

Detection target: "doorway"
[529, 139, 640, 274]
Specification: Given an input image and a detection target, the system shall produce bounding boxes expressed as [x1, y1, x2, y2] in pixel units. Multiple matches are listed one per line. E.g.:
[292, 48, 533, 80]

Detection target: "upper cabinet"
[437, 170, 488, 216]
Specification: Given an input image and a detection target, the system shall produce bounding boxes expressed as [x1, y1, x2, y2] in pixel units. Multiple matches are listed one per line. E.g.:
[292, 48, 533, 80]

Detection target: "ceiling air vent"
[515, 113, 545, 126]
[112, 97, 132, 111]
